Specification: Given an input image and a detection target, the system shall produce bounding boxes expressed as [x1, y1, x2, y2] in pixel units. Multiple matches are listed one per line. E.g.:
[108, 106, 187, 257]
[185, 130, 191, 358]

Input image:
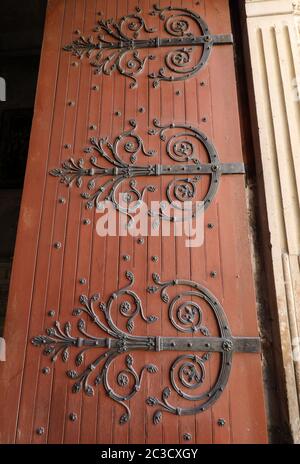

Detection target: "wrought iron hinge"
[32, 272, 260, 425]
[50, 120, 245, 224]
[63, 5, 233, 88]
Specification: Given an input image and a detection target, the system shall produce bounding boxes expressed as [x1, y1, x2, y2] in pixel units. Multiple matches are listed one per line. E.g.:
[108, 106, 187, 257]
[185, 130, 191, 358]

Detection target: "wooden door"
[0, 0, 267, 444]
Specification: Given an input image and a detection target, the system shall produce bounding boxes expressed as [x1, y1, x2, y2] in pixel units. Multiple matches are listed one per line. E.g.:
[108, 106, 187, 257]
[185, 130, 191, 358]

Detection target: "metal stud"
[64, 144, 71, 149]
[175, 90, 181, 96]
[200, 81, 206, 86]
[138, 107, 145, 113]
[71, 62, 79, 67]
[217, 418, 226, 427]
[202, 117, 207, 122]
[137, 237, 144, 245]
[115, 111, 121, 117]
[68, 101, 75, 107]
[74, 30, 81, 35]
[207, 223, 214, 229]
[36, 427, 45, 436]
[210, 271, 217, 278]
[79, 278, 87, 285]
[48, 310, 55, 317]
[92, 85, 99, 91]
[69, 413, 78, 422]
[83, 219, 91, 225]
[42, 367, 50, 375]
[89, 125, 97, 130]
[123, 255, 130, 262]
[54, 242, 62, 249]
[152, 256, 159, 263]
[183, 433, 192, 441]
[58, 197, 66, 204]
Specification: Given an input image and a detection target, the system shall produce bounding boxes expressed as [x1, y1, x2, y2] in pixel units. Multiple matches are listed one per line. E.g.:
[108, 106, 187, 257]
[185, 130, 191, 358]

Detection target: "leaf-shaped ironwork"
[50, 120, 245, 225]
[63, 5, 233, 87]
[32, 275, 260, 425]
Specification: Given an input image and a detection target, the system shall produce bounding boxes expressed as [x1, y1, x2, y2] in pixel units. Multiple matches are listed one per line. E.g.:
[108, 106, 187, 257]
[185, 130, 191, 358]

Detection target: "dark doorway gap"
[0, 1, 47, 334]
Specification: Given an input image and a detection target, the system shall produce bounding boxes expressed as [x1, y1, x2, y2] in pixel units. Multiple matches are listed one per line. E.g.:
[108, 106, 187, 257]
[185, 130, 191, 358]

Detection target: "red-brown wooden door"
[0, 0, 267, 444]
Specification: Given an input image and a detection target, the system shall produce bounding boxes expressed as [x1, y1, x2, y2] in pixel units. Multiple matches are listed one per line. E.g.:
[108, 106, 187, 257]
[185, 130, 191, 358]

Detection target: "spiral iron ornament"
[32, 273, 260, 425]
[63, 5, 233, 87]
[50, 120, 245, 225]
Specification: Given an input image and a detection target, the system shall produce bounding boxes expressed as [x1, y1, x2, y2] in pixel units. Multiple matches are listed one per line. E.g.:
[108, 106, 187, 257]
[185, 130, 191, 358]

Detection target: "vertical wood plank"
[0, 0, 67, 444]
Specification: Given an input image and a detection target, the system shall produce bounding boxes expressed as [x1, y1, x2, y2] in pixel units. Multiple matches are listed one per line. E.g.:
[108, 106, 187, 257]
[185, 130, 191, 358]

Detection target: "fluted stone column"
[245, 0, 300, 443]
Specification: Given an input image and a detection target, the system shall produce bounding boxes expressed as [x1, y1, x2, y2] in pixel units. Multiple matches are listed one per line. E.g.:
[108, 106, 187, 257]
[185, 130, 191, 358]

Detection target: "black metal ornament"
[50, 119, 244, 225]
[63, 5, 233, 88]
[32, 272, 260, 425]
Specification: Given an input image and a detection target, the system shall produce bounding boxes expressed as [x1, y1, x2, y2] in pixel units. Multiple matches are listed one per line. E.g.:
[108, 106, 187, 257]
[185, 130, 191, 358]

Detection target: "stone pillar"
[245, 0, 300, 443]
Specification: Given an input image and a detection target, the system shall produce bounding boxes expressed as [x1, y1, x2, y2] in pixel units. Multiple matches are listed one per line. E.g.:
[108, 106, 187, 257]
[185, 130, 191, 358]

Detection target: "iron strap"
[157, 336, 260, 353]
[159, 163, 245, 176]
[40, 335, 260, 353]
[89, 34, 234, 51]
[65, 162, 245, 178]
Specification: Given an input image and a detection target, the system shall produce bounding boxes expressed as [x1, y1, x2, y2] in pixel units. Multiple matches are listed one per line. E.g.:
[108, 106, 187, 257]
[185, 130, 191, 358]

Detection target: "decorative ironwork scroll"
[32, 273, 260, 425]
[63, 5, 233, 87]
[50, 119, 244, 224]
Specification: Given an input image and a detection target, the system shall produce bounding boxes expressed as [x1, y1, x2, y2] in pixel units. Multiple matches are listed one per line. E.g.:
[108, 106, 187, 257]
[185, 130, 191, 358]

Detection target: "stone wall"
[245, 0, 300, 443]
